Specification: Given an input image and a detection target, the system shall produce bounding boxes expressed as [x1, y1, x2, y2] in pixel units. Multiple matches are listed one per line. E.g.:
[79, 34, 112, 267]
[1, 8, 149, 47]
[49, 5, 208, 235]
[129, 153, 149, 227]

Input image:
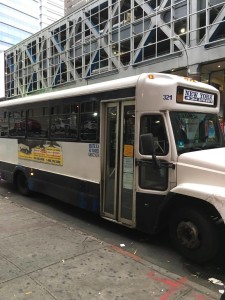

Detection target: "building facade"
[65, 0, 91, 15]
[0, 0, 39, 51]
[0, 0, 64, 51]
[3, 0, 225, 118]
[0, 0, 64, 98]
[40, 0, 65, 29]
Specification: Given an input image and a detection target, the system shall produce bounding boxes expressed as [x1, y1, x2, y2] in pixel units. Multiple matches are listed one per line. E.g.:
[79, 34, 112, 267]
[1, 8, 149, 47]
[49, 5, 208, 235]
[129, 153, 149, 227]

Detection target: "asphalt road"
[0, 180, 225, 296]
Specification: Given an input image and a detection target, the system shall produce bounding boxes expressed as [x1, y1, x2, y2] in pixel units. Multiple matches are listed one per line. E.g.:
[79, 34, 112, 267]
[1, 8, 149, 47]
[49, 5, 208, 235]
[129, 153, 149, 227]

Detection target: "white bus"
[0, 73, 224, 263]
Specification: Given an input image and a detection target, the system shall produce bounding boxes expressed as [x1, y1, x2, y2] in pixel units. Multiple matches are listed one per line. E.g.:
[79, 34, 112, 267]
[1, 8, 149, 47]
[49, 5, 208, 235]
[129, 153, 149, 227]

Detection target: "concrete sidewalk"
[0, 196, 221, 300]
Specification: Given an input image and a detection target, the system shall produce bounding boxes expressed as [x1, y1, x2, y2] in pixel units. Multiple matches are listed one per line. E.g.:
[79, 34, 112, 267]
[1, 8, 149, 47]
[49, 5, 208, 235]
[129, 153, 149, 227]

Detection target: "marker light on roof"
[148, 74, 155, 79]
[184, 77, 197, 83]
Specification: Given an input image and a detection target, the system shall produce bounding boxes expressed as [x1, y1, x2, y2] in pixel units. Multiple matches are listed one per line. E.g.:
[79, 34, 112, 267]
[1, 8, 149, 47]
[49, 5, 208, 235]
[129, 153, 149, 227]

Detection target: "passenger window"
[27, 107, 48, 138]
[80, 101, 99, 141]
[70, 104, 79, 138]
[9, 110, 26, 137]
[140, 115, 169, 155]
[0, 111, 9, 137]
[50, 104, 79, 140]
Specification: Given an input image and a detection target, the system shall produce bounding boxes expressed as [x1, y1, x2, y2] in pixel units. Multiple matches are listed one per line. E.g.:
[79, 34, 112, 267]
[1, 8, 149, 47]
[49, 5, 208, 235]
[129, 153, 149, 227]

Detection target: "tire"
[16, 172, 30, 196]
[169, 207, 219, 263]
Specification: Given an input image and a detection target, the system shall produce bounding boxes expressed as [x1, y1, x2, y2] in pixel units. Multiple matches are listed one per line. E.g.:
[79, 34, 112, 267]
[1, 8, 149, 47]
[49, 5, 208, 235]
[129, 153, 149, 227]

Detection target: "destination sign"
[183, 89, 215, 106]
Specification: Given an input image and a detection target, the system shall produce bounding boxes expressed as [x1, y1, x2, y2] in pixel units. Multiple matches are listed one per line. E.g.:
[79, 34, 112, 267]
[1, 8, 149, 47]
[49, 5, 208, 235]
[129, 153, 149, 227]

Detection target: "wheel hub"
[177, 221, 200, 249]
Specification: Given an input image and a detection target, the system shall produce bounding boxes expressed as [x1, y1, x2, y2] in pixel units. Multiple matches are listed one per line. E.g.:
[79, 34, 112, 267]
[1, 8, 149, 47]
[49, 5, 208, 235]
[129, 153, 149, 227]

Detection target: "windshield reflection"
[170, 111, 224, 154]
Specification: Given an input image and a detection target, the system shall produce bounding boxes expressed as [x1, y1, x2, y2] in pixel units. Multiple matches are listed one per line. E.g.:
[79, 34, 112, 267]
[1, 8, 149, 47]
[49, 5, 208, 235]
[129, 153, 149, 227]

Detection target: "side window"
[139, 163, 168, 191]
[139, 114, 168, 191]
[70, 104, 79, 138]
[50, 104, 79, 140]
[27, 107, 48, 138]
[0, 111, 9, 137]
[140, 114, 169, 155]
[80, 101, 99, 141]
[9, 110, 26, 137]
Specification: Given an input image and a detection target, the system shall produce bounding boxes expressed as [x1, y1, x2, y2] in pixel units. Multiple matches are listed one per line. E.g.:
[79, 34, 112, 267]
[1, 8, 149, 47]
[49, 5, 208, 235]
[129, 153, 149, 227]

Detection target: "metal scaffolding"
[4, 0, 225, 99]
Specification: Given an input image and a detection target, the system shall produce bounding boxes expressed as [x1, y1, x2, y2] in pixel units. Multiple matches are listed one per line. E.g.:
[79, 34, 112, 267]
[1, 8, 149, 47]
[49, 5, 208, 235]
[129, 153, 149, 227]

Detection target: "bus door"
[102, 101, 135, 226]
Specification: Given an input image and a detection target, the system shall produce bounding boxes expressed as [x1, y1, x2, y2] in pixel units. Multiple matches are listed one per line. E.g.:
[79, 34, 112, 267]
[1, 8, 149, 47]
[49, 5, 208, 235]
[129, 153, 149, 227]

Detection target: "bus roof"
[0, 73, 218, 108]
[0, 74, 140, 108]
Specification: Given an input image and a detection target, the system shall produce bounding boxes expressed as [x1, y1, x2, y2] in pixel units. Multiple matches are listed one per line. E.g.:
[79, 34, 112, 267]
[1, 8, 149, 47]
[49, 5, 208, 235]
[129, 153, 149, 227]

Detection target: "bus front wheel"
[169, 207, 219, 263]
[16, 172, 30, 196]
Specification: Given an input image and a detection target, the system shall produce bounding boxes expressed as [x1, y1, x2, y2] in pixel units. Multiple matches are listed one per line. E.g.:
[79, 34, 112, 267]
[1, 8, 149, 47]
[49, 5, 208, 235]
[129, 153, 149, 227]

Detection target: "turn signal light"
[148, 74, 155, 79]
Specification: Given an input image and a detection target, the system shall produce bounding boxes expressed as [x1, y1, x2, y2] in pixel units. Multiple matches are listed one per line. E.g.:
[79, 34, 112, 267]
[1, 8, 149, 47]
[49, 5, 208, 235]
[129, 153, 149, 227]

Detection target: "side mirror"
[140, 133, 155, 155]
[140, 133, 161, 169]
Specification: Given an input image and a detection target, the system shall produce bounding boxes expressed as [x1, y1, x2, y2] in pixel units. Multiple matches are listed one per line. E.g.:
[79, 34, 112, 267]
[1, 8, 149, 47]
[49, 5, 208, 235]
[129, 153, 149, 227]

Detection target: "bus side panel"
[18, 141, 101, 183]
[0, 139, 18, 164]
[30, 168, 100, 213]
[136, 192, 167, 234]
[0, 161, 15, 183]
[0, 160, 100, 213]
[0, 138, 101, 213]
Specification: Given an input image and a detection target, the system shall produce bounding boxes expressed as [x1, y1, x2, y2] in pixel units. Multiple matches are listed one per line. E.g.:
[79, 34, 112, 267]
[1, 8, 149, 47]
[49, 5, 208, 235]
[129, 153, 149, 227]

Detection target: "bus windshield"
[170, 111, 224, 155]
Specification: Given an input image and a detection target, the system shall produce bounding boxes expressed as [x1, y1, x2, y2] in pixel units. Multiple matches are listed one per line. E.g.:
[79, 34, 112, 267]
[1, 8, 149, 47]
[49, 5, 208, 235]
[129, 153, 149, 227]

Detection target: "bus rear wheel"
[169, 207, 219, 263]
[16, 172, 30, 196]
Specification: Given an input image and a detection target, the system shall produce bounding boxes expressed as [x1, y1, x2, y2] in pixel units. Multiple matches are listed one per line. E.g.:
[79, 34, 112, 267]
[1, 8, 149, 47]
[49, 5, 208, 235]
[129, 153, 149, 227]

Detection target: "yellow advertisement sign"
[18, 140, 63, 166]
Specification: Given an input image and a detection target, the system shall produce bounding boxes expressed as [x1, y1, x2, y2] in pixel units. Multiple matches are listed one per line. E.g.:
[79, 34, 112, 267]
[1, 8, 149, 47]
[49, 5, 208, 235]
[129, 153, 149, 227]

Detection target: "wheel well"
[159, 193, 222, 230]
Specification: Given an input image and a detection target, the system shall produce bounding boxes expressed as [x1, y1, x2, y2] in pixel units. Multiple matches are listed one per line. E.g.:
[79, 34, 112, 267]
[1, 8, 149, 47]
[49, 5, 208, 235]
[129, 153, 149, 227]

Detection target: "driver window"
[140, 114, 169, 155]
[139, 114, 168, 191]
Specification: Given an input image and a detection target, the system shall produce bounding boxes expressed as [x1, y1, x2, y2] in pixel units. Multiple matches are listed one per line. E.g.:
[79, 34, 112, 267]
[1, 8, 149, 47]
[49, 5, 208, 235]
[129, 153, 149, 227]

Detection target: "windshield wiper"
[201, 143, 222, 150]
[189, 146, 202, 151]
